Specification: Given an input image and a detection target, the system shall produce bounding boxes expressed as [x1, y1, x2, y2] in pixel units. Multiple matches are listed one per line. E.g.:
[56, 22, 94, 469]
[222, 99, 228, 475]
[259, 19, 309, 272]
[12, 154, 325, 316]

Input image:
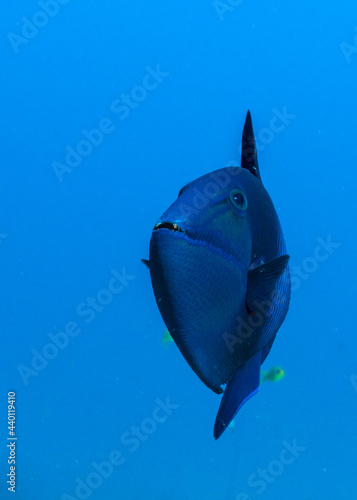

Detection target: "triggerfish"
[144, 111, 291, 439]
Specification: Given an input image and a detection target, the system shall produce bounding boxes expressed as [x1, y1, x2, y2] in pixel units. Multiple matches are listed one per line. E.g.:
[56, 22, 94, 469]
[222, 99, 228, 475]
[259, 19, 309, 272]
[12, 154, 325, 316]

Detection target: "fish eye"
[229, 189, 248, 212]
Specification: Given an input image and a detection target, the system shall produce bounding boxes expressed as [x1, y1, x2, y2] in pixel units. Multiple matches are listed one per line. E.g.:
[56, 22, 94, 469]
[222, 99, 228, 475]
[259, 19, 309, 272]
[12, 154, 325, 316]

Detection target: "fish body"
[146, 112, 291, 438]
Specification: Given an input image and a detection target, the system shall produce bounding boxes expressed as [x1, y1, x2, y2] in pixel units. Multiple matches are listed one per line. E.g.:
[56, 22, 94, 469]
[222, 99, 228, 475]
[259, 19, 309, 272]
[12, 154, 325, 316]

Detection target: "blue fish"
[144, 111, 291, 439]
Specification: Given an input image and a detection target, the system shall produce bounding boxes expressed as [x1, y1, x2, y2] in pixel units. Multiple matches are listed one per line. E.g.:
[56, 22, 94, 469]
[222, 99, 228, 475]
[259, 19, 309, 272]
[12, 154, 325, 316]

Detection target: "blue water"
[1, 1, 356, 499]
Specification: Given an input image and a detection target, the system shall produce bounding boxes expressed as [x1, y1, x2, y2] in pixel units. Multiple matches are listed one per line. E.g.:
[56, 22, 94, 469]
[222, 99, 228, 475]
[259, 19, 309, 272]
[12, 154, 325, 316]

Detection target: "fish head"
[149, 166, 278, 391]
[153, 167, 255, 257]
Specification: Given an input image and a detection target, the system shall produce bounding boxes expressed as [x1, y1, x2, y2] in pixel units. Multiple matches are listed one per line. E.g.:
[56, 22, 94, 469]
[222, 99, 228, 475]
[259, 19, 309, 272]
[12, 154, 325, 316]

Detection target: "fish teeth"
[153, 222, 184, 233]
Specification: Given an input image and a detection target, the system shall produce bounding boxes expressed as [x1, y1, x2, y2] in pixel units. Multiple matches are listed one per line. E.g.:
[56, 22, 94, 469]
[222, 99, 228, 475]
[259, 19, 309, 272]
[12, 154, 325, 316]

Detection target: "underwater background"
[1, 1, 357, 499]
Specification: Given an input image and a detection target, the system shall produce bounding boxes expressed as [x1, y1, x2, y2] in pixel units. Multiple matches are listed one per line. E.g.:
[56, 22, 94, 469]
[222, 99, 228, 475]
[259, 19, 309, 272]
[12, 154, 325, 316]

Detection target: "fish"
[144, 111, 291, 439]
[261, 366, 285, 383]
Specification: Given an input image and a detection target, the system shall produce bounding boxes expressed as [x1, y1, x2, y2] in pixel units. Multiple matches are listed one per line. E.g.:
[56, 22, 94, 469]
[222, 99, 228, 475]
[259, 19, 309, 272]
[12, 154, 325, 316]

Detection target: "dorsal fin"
[241, 110, 261, 181]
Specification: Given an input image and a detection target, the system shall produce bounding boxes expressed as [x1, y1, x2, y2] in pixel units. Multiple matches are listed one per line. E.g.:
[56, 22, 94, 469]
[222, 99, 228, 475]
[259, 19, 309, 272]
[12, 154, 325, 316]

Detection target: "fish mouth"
[153, 222, 185, 233]
[152, 222, 241, 267]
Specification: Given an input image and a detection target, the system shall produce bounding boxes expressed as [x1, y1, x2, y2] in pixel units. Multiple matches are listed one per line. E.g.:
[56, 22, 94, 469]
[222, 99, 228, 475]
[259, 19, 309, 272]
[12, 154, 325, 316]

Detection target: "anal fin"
[214, 351, 261, 439]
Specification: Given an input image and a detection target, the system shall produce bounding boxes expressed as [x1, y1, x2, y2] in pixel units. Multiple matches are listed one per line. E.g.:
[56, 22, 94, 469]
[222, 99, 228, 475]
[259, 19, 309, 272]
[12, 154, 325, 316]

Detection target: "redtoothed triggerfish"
[143, 111, 291, 439]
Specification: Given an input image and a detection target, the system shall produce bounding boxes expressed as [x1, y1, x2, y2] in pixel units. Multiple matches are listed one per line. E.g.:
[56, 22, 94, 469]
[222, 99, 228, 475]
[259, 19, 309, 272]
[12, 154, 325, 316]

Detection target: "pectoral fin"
[214, 351, 261, 439]
[246, 255, 289, 313]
